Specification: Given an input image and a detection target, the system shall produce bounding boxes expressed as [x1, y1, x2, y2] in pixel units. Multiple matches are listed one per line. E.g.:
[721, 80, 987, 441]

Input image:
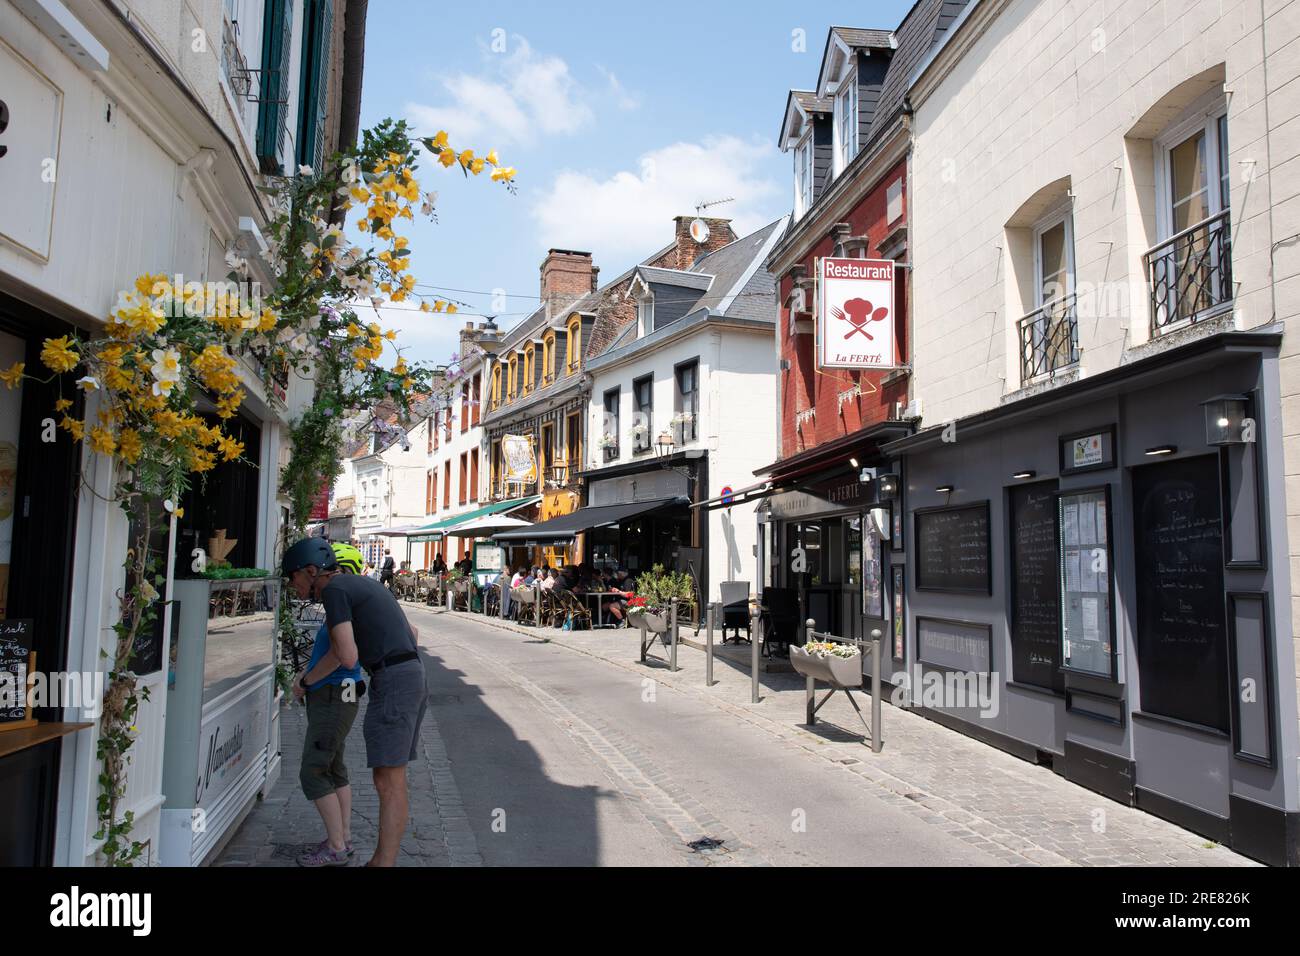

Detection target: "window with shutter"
[255, 0, 294, 173]
[296, 0, 333, 172]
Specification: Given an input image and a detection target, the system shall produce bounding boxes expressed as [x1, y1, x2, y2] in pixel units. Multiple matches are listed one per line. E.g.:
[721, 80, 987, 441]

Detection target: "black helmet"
[281, 537, 338, 577]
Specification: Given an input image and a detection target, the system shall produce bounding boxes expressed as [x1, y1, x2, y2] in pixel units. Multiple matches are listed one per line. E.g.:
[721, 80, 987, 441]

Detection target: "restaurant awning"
[493, 496, 688, 544]
[443, 514, 531, 537]
[405, 496, 540, 543]
[690, 479, 780, 512]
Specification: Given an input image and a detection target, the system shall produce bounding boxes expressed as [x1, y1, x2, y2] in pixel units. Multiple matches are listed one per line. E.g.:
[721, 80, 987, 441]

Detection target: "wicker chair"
[481, 583, 501, 617]
[556, 590, 592, 630]
[511, 585, 537, 625]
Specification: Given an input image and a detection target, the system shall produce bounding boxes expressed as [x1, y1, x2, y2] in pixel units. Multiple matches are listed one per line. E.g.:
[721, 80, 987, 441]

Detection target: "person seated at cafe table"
[509, 565, 527, 590]
[547, 568, 569, 592]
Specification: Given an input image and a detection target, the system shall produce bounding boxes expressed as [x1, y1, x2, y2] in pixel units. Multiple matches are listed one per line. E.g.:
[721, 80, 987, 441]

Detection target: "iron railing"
[1145, 211, 1233, 334]
[1017, 294, 1079, 384]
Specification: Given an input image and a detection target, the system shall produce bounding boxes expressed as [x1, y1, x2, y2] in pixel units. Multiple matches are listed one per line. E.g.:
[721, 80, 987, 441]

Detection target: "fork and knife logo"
[830, 298, 890, 339]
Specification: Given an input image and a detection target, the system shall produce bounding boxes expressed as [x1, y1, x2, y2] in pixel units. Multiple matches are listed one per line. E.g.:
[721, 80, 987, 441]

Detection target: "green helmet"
[331, 542, 363, 574]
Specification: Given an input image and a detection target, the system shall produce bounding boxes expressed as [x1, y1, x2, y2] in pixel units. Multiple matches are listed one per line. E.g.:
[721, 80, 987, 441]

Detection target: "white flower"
[290, 333, 311, 353]
[301, 241, 319, 258]
[150, 347, 181, 396]
[138, 580, 159, 604]
[75, 376, 100, 392]
[298, 164, 314, 177]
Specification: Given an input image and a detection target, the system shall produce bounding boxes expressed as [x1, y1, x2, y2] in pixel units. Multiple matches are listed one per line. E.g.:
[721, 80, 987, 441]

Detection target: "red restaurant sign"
[310, 480, 330, 521]
[817, 257, 896, 370]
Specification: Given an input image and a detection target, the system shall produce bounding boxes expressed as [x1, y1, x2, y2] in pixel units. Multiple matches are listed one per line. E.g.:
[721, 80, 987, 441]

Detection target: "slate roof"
[868, 0, 970, 142]
[831, 27, 897, 50]
[634, 266, 714, 291]
[683, 218, 784, 320]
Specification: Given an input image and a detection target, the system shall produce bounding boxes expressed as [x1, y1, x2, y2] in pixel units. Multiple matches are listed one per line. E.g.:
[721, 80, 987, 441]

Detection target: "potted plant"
[447, 566, 469, 593]
[790, 640, 863, 688]
[628, 421, 650, 452]
[670, 412, 695, 444]
[625, 564, 694, 642]
[598, 433, 619, 461]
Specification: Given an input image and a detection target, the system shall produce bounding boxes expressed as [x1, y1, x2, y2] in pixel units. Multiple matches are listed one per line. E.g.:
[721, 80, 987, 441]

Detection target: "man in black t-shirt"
[380, 550, 396, 590]
[283, 537, 427, 867]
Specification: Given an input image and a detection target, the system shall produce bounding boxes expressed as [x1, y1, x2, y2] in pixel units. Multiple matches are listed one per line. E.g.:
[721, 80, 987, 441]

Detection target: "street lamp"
[655, 432, 676, 459]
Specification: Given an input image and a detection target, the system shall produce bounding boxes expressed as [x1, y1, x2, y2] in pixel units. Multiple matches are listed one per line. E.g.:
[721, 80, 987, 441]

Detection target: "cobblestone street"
[217, 608, 1257, 867]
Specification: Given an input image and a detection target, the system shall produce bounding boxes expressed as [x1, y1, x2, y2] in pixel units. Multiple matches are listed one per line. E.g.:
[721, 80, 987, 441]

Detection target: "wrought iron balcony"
[1145, 211, 1233, 334]
[1017, 295, 1079, 385]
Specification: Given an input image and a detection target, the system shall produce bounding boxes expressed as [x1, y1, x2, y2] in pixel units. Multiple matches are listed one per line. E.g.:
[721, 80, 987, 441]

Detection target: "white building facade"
[0, 0, 359, 865]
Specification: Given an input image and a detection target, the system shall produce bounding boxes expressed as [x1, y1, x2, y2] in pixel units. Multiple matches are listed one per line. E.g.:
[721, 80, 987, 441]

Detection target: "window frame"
[632, 373, 654, 453]
[673, 359, 699, 444]
[835, 67, 858, 174]
[566, 316, 582, 372]
[507, 353, 519, 400]
[542, 331, 556, 384]
[523, 343, 536, 395]
[1033, 204, 1075, 310]
[1153, 94, 1230, 243]
[794, 132, 813, 218]
[490, 364, 502, 410]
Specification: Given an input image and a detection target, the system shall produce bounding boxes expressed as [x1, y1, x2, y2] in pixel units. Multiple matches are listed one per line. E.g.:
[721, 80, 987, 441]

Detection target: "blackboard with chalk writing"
[915, 503, 991, 594]
[0, 619, 35, 729]
[1009, 483, 1063, 691]
[1132, 456, 1227, 731]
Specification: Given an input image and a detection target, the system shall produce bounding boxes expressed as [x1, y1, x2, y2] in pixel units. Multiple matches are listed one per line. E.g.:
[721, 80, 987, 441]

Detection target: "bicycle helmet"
[281, 537, 338, 577]
[331, 542, 364, 574]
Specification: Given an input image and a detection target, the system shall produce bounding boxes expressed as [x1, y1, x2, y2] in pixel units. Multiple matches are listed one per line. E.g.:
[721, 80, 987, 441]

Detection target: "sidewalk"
[213, 688, 482, 868]
[444, 608, 1258, 867]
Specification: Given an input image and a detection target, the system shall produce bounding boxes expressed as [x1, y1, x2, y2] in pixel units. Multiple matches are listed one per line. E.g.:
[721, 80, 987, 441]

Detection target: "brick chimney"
[539, 248, 594, 318]
[668, 216, 737, 270]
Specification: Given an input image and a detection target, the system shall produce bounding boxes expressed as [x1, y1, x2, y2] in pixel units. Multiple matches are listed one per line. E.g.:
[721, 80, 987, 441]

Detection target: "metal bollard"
[669, 601, 678, 672]
[750, 603, 760, 703]
[869, 628, 883, 753]
[705, 602, 716, 687]
[805, 618, 817, 724]
[446, 589, 453, 613]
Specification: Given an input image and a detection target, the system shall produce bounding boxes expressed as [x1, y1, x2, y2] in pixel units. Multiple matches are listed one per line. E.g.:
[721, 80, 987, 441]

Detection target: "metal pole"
[870, 628, 883, 753]
[705, 602, 715, 687]
[669, 601, 678, 672]
[750, 603, 760, 703]
[806, 618, 817, 724]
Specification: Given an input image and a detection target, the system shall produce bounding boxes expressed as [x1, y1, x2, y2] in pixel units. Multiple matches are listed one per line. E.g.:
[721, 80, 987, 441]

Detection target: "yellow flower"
[54, 398, 72, 412]
[152, 410, 185, 439]
[486, 149, 499, 166]
[88, 426, 116, 456]
[458, 149, 475, 168]
[41, 336, 80, 373]
[174, 507, 184, 519]
[438, 150, 456, 169]
[433, 130, 449, 148]
[354, 359, 367, 371]
[58, 415, 85, 441]
[346, 322, 362, 338]
[403, 377, 414, 389]
[117, 428, 142, 464]
[470, 159, 485, 175]
[384, 329, 397, 341]
[0, 362, 24, 389]
[356, 217, 370, 233]
[217, 435, 244, 462]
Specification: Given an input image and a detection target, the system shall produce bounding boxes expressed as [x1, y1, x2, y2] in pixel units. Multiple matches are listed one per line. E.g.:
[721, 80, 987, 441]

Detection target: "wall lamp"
[1011, 470, 1036, 480]
[877, 473, 899, 500]
[1144, 445, 1177, 456]
[935, 484, 954, 494]
[1201, 394, 1250, 446]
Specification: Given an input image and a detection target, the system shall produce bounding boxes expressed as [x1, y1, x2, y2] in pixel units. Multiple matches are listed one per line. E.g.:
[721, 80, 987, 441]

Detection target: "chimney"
[539, 248, 594, 319]
[670, 215, 737, 271]
[458, 321, 477, 354]
[590, 265, 600, 293]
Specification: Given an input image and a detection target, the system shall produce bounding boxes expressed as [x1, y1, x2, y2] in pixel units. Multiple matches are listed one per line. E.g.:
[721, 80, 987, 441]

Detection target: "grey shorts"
[363, 658, 427, 768]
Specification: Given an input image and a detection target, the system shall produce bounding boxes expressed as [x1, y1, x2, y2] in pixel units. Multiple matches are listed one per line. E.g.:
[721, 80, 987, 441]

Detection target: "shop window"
[673, 360, 698, 444]
[632, 374, 653, 452]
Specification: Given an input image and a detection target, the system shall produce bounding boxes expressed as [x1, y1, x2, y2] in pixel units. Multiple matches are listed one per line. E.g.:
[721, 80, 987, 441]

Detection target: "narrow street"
[217, 609, 1257, 868]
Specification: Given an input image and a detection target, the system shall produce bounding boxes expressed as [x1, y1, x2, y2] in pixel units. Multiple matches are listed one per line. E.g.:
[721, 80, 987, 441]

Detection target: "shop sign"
[195, 684, 268, 809]
[0, 38, 62, 260]
[817, 258, 896, 370]
[502, 434, 536, 483]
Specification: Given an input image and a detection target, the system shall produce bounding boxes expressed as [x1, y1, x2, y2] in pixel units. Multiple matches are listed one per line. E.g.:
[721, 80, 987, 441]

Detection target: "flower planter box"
[790, 645, 863, 689]
[629, 609, 669, 634]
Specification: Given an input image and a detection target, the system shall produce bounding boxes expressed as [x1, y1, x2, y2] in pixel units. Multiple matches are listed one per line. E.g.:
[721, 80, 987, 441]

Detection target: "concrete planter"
[790, 645, 863, 689]
[629, 608, 670, 634]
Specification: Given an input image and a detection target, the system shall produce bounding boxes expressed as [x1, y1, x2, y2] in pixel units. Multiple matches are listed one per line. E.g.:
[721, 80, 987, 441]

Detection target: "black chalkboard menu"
[915, 503, 991, 593]
[0, 619, 35, 730]
[1009, 483, 1063, 692]
[1132, 456, 1228, 732]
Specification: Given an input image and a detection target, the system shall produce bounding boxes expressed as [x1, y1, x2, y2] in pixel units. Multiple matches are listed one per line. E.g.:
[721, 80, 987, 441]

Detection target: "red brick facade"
[777, 157, 909, 460]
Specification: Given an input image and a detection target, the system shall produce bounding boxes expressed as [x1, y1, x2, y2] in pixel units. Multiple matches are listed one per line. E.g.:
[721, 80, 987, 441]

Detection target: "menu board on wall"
[915, 503, 991, 593]
[0, 618, 35, 730]
[1009, 483, 1063, 692]
[1132, 456, 1228, 732]
[1059, 487, 1113, 677]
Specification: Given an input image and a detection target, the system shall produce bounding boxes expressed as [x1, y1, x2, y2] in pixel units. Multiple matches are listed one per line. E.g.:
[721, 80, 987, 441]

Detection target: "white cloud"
[531, 136, 783, 261]
[595, 65, 639, 111]
[404, 37, 593, 146]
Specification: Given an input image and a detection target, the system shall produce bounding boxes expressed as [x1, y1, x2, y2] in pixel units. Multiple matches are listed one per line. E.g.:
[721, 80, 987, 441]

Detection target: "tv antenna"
[690, 197, 735, 244]
[695, 197, 734, 214]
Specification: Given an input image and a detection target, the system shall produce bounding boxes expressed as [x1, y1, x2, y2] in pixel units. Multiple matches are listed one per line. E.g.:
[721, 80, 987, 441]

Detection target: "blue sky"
[356, 0, 915, 364]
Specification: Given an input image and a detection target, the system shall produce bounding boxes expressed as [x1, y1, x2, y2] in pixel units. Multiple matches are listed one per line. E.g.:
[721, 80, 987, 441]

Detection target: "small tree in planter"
[625, 564, 693, 641]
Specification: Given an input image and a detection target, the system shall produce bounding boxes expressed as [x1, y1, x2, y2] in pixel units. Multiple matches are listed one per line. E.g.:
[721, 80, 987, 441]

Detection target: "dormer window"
[794, 135, 813, 218]
[523, 343, 536, 394]
[835, 69, 858, 173]
[565, 315, 582, 372]
[507, 353, 518, 400]
[638, 291, 654, 337]
[490, 363, 502, 410]
[542, 331, 556, 384]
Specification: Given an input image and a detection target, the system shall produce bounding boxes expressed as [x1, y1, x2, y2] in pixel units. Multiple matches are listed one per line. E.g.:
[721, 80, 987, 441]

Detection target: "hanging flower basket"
[790, 642, 863, 689]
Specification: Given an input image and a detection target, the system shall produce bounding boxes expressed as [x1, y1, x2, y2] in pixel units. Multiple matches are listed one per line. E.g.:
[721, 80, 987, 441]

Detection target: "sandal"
[297, 843, 350, 867]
